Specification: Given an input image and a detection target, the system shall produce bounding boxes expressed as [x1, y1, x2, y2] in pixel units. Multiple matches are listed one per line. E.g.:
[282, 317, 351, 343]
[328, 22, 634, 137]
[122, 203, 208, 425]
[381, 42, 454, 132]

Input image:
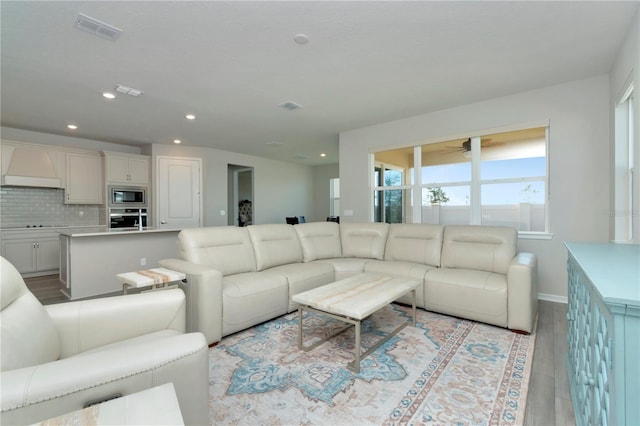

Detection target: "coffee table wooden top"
[292, 273, 420, 320]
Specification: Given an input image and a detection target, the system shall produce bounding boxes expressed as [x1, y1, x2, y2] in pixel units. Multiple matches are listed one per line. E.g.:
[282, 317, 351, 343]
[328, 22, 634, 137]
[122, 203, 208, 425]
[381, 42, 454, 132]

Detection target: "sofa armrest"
[45, 289, 186, 358]
[506, 253, 538, 333]
[0, 333, 209, 426]
[159, 258, 224, 345]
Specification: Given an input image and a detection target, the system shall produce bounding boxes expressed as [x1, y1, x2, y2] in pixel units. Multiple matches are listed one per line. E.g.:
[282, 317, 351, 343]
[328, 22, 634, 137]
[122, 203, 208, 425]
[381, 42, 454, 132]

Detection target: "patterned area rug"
[208, 304, 535, 425]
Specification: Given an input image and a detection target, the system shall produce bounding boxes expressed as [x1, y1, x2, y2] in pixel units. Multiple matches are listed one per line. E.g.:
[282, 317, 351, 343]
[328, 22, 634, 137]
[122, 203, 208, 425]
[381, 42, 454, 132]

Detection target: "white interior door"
[156, 156, 202, 229]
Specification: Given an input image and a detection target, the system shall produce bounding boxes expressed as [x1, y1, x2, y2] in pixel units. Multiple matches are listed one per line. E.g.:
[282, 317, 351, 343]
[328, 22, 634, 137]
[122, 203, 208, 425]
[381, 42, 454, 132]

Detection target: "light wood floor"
[25, 274, 575, 425]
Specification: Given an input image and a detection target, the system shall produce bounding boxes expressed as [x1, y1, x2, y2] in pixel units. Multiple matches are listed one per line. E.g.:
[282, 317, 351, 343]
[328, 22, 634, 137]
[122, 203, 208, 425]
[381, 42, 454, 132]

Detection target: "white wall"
[610, 9, 640, 242]
[151, 144, 314, 226]
[1, 127, 142, 154]
[339, 75, 611, 300]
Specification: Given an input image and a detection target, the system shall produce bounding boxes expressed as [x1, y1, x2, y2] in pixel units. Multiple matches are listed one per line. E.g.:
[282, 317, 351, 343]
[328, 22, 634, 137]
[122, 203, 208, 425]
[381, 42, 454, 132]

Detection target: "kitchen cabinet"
[103, 152, 150, 185]
[66, 152, 103, 204]
[565, 242, 640, 426]
[1, 230, 61, 275]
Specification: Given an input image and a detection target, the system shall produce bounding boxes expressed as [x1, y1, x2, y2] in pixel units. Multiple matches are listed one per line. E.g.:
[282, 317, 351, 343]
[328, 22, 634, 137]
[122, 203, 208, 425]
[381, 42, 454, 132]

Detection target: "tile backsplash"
[0, 186, 102, 228]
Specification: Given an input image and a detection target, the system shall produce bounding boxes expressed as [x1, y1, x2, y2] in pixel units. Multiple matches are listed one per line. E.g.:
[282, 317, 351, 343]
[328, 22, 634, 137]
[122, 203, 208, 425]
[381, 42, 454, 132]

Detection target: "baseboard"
[538, 292, 568, 304]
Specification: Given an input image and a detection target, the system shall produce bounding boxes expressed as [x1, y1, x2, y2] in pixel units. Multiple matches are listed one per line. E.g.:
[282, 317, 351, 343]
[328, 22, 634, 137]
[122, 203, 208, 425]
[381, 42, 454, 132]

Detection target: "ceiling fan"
[445, 137, 498, 154]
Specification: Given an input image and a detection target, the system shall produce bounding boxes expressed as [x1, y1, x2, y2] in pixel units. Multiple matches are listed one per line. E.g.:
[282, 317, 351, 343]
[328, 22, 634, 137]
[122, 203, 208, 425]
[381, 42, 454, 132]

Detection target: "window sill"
[518, 231, 553, 240]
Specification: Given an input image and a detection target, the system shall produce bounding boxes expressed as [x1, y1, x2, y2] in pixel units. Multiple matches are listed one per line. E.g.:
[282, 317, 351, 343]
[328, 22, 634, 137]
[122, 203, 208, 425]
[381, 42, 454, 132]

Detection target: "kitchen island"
[59, 228, 181, 300]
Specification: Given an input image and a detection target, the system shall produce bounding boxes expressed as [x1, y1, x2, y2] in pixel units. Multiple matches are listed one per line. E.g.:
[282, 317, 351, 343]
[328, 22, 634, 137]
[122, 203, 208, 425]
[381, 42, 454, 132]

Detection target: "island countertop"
[58, 227, 182, 237]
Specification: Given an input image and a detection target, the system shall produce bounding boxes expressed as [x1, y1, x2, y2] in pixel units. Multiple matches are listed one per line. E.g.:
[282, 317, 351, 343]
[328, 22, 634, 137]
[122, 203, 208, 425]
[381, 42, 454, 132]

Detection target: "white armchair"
[0, 256, 209, 425]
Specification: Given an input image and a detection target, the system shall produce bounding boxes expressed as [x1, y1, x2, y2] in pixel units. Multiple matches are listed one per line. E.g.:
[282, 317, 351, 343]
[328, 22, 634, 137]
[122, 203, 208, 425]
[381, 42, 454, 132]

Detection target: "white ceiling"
[1, 1, 637, 166]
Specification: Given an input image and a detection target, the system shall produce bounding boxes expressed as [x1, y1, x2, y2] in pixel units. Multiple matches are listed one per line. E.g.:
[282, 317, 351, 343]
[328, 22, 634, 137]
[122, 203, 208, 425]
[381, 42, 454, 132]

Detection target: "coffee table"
[292, 272, 420, 373]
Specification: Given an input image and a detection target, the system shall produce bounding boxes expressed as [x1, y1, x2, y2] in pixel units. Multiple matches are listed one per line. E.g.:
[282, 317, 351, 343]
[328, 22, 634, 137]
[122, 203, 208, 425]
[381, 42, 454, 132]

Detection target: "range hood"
[2, 147, 63, 188]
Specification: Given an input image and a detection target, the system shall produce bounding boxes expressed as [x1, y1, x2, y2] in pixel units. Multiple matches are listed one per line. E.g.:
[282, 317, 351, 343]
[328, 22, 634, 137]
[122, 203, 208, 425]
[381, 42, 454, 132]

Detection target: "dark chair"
[238, 200, 252, 227]
[326, 216, 340, 223]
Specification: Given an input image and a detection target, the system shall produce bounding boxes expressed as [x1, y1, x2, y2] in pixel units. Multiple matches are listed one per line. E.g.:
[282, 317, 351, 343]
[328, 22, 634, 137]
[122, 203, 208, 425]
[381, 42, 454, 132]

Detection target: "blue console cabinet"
[565, 242, 640, 426]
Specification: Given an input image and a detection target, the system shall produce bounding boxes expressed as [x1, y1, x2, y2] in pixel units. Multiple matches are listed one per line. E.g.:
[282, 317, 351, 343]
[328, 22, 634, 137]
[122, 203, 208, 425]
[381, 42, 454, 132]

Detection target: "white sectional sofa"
[160, 222, 537, 345]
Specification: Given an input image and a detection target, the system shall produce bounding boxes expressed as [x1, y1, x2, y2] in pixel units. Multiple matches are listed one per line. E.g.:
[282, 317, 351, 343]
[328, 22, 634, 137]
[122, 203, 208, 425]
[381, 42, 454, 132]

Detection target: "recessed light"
[173, 139, 182, 144]
[67, 124, 78, 130]
[102, 92, 116, 99]
[185, 114, 196, 120]
[320, 153, 327, 157]
[293, 33, 309, 44]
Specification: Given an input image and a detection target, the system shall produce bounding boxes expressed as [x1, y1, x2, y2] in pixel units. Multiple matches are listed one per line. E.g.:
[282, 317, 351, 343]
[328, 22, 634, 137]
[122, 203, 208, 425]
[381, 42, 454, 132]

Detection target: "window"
[421, 139, 471, 225]
[330, 178, 340, 217]
[614, 83, 635, 242]
[373, 153, 411, 223]
[372, 126, 549, 235]
[479, 129, 546, 231]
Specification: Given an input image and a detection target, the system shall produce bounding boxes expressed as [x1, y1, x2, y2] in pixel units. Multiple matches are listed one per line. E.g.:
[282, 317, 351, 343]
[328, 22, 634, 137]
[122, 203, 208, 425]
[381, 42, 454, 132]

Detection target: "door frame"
[231, 166, 254, 226]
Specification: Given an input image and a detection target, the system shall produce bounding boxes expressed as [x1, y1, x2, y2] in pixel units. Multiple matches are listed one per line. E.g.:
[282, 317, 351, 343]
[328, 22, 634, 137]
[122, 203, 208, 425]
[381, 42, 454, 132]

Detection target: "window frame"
[371, 123, 552, 239]
[373, 162, 410, 224]
[613, 81, 635, 242]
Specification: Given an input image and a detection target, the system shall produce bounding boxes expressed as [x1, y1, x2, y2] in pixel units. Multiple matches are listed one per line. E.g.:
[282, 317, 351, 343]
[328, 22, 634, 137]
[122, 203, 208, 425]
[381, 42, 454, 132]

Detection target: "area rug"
[208, 304, 535, 425]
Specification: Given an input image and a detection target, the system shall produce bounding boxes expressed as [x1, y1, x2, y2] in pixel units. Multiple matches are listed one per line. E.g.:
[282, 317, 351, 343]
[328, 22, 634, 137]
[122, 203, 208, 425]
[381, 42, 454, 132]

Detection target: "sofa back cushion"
[178, 226, 256, 275]
[340, 222, 389, 260]
[1, 256, 61, 371]
[248, 224, 303, 271]
[294, 222, 342, 262]
[441, 225, 516, 274]
[385, 224, 444, 267]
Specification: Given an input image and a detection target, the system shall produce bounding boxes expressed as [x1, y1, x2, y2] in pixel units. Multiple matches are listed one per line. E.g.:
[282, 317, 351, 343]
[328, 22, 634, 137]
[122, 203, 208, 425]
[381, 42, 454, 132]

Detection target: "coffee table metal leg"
[298, 306, 304, 349]
[298, 305, 352, 352]
[299, 302, 417, 374]
[411, 289, 417, 326]
[353, 320, 361, 374]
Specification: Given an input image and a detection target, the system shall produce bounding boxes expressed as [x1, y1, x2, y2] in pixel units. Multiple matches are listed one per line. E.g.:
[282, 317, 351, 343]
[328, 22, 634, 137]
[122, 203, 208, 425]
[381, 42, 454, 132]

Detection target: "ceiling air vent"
[74, 13, 123, 41]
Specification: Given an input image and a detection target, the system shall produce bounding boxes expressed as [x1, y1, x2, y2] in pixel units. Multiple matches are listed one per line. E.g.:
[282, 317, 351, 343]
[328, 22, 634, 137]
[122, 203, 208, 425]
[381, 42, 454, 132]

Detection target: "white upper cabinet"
[65, 152, 103, 204]
[103, 152, 150, 185]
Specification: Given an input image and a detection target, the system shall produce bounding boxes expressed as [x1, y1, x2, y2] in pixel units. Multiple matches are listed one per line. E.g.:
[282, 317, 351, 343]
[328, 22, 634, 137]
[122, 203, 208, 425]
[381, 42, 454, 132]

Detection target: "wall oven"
[109, 208, 147, 229]
[108, 186, 147, 208]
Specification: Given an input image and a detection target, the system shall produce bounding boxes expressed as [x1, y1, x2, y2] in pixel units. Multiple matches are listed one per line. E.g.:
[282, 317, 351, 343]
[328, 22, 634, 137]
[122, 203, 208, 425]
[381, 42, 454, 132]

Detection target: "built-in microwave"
[108, 186, 147, 207]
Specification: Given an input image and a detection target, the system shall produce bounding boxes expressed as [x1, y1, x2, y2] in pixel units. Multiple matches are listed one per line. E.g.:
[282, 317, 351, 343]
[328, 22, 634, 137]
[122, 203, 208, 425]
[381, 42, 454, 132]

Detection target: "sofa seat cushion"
[424, 268, 507, 328]
[312, 257, 368, 280]
[222, 272, 288, 336]
[364, 260, 433, 308]
[268, 263, 335, 312]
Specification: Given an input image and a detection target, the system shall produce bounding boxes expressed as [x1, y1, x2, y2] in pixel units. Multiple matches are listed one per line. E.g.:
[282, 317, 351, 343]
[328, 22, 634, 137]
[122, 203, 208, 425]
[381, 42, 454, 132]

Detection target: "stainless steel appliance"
[108, 186, 147, 207]
[109, 208, 147, 229]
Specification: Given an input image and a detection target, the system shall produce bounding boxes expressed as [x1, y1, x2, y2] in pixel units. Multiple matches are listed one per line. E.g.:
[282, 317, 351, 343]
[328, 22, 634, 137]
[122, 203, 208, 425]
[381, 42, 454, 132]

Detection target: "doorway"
[228, 164, 254, 226]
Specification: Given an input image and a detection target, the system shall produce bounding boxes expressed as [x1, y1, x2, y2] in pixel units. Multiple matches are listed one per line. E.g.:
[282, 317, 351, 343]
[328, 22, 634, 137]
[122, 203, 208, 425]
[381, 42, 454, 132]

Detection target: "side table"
[116, 267, 186, 295]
